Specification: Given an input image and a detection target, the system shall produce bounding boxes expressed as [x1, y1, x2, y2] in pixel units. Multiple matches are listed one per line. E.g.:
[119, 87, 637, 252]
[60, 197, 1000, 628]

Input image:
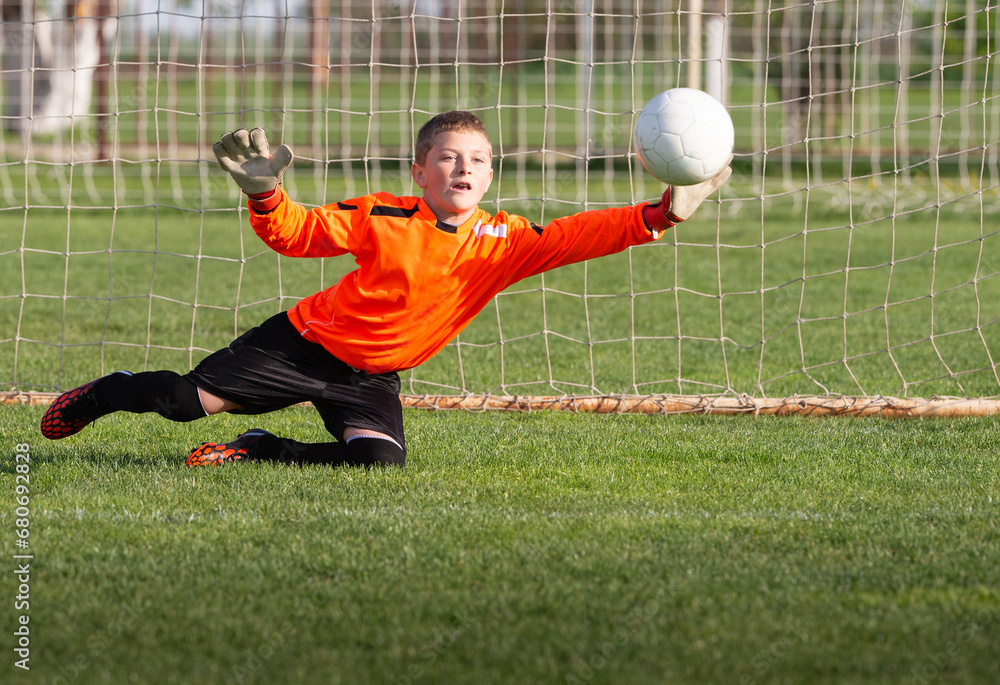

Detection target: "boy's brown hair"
[414, 111, 492, 165]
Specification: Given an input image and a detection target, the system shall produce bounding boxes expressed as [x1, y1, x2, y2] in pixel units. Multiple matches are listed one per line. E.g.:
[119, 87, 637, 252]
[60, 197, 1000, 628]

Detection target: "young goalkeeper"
[40, 111, 731, 468]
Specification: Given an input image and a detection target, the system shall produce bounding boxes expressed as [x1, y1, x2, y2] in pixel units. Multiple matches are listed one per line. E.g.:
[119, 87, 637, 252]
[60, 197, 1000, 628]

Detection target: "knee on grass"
[346, 434, 406, 468]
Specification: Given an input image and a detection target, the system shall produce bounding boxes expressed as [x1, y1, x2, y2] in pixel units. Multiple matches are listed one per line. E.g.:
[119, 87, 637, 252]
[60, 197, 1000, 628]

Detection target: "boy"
[41, 111, 732, 468]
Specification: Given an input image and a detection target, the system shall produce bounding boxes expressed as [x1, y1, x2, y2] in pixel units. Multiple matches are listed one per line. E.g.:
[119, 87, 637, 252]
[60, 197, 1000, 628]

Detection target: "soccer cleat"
[185, 429, 274, 467]
[40, 371, 132, 440]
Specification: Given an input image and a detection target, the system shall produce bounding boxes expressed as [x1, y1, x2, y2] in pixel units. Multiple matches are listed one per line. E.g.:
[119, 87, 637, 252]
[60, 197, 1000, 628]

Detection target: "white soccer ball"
[635, 88, 734, 186]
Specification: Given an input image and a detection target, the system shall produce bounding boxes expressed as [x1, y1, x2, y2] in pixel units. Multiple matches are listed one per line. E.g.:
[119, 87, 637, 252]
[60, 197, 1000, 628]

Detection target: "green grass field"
[5, 180, 1000, 683]
[4, 74, 1000, 685]
[4, 12, 1000, 682]
[3, 405, 999, 684]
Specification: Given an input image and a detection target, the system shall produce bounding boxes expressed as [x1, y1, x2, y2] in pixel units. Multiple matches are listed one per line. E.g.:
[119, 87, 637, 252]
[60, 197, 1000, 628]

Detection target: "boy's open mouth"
[452, 182, 471, 191]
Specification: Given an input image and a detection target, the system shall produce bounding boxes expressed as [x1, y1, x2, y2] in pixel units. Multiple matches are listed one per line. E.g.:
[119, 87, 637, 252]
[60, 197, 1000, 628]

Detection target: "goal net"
[3, 0, 999, 415]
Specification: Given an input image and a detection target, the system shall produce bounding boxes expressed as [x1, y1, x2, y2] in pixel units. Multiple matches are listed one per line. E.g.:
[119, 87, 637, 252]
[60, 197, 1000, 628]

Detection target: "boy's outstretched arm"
[213, 128, 293, 211]
[641, 157, 733, 232]
[215, 128, 354, 260]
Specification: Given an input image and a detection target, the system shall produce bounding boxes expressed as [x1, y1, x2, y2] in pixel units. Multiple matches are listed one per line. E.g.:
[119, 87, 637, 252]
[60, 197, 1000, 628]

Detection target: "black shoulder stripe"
[530, 223, 544, 236]
[371, 204, 420, 218]
[337, 202, 358, 211]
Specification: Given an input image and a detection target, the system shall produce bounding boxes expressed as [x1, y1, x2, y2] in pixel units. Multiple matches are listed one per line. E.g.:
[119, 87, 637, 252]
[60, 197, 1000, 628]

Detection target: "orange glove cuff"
[641, 188, 683, 234]
[247, 188, 281, 214]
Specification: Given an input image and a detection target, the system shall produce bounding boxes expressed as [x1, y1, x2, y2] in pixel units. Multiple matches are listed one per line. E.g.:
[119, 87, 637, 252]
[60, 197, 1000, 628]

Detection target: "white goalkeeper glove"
[642, 156, 733, 232]
[213, 128, 293, 199]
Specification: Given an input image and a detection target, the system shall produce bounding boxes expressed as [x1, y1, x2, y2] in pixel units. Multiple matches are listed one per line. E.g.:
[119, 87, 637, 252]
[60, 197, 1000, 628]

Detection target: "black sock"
[255, 435, 405, 468]
[94, 371, 207, 422]
[254, 435, 348, 465]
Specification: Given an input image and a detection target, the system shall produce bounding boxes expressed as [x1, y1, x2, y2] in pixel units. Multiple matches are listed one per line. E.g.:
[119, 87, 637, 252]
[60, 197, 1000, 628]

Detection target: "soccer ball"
[635, 88, 734, 186]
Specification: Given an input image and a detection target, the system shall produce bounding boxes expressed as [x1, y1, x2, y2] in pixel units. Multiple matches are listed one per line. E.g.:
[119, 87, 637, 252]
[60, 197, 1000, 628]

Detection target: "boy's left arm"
[506, 163, 733, 281]
[641, 162, 733, 235]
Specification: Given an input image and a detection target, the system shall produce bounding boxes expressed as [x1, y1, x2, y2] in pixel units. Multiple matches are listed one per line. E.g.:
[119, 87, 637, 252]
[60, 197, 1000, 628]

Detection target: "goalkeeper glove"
[213, 128, 293, 208]
[642, 157, 733, 232]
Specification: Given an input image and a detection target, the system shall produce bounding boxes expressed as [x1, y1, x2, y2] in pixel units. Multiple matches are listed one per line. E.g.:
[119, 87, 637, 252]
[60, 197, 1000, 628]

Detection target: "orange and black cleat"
[40, 371, 132, 440]
[185, 429, 273, 467]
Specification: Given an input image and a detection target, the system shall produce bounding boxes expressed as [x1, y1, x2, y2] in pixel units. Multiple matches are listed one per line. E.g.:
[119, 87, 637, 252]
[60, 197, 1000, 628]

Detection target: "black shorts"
[185, 312, 404, 447]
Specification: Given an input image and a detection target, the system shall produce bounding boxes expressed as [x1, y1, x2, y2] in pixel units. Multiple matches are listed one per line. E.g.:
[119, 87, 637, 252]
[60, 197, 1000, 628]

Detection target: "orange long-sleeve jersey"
[249, 188, 662, 374]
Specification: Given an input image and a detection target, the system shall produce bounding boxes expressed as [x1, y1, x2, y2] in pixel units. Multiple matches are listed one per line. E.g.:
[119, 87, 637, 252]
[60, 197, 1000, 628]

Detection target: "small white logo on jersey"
[473, 220, 507, 239]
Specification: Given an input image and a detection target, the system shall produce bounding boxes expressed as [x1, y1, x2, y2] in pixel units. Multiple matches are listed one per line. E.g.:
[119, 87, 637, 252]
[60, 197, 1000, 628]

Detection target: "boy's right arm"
[213, 128, 357, 258]
[213, 128, 293, 212]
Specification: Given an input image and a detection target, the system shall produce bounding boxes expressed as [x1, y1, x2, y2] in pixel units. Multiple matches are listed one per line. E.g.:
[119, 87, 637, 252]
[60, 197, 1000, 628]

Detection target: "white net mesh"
[2, 0, 999, 408]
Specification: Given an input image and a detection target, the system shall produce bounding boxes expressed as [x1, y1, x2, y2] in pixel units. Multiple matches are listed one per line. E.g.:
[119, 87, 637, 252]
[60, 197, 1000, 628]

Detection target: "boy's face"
[412, 130, 493, 225]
